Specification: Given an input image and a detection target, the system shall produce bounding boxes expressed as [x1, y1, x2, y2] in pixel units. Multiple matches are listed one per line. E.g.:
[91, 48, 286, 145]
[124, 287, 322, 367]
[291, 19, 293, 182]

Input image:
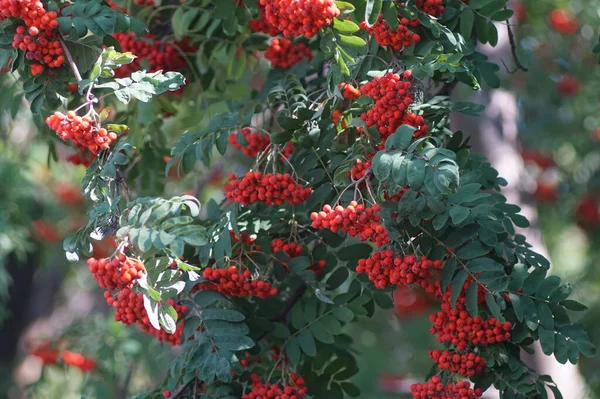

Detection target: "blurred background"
[0, 0, 599, 398]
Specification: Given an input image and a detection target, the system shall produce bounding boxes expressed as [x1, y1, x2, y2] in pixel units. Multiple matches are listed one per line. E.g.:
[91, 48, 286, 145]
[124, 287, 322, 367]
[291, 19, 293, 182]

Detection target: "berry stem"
[58, 36, 83, 82]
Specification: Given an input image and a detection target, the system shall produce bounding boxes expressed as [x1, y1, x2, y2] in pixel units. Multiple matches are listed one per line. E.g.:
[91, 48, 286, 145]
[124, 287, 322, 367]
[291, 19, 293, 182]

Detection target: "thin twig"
[58, 36, 83, 82]
[171, 380, 193, 398]
[506, 22, 528, 72]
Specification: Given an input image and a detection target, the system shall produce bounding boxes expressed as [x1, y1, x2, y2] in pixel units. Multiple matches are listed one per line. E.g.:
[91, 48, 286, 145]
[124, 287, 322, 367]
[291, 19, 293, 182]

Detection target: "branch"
[270, 283, 307, 323]
[58, 36, 83, 82]
[170, 379, 193, 399]
[506, 23, 528, 72]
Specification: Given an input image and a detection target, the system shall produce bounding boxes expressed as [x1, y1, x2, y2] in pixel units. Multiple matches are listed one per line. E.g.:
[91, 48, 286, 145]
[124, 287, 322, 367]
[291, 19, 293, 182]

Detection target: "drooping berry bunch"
[249, 3, 280, 36]
[264, 38, 313, 69]
[339, 82, 361, 100]
[348, 156, 373, 180]
[361, 15, 420, 51]
[429, 299, 512, 351]
[66, 145, 96, 167]
[416, 0, 445, 17]
[356, 250, 442, 292]
[360, 71, 427, 140]
[310, 202, 391, 247]
[105, 289, 187, 345]
[258, 0, 340, 38]
[410, 376, 482, 399]
[242, 373, 308, 399]
[87, 254, 146, 291]
[427, 349, 486, 377]
[224, 172, 312, 206]
[12, 25, 64, 69]
[112, 33, 189, 78]
[193, 266, 278, 299]
[61, 350, 97, 372]
[271, 238, 327, 274]
[229, 128, 271, 157]
[0, 0, 61, 73]
[46, 111, 118, 154]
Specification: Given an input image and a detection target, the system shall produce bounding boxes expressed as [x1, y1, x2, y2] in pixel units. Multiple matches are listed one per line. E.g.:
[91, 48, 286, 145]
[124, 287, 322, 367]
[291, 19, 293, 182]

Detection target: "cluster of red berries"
[87, 254, 146, 291]
[265, 38, 312, 69]
[348, 156, 373, 180]
[258, 0, 339, 38]
[427, 350, 486, 377]
[224, 172, 312, 206]
[105, 289, 187, 345]
[557, 75, 581, 96]
[61, 350, 97, 372]
[193, 266, 278, 299]
[0, 0, 62, 74]
[361, 15, 420, 51]
[229, 128, 271, 157]
[310, 202, 391, 247]
[339, 82, 361, 100]
[410, 376, 482, 399]
[112, 33, 189, 79]
[249, 2, 282, 36]
[46, 111, 118, 154]
[360, 71, 418, 139]
[13, 25, 64, 69]
[242, 373, 308, 399]
[402, 111, 430, 139]
[271, 238, 327, 274]
[356, 251, 442, 292]
[416, 0, 445, 17]
[66, 145, 96, 167]
[549, 9, 579, 35]
[429, 300, 512, 351]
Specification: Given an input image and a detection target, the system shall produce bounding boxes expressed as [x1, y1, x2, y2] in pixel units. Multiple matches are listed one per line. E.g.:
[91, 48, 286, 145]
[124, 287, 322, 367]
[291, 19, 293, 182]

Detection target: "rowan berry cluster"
[112, 33, 188, 78]
[360, 71, 423, 140]
[356, 250, 442, 291]
[87, 254, 146, 291]
[310, 202, 391, 247]
[0, 0, 62, 73]
[46, 111, 118, 154]
[429, 300, 512, 351]
[106, 289, 187, 345]
[258, 0, 339, 38]
[13, 26, 63, 69]
[61, 350, 97, 372]
[271, 238, 327, 274]
[265, 38, 312, 69]
[224, 172, 312, 206]
[410, 376, 482, 399]
[416, 0, 445, 17]
[339, 82, 361, 100]
[549, 9, 579, 35]
[193, 266, 278, 299]
[348, 156, 373, 180]
[427, 349, 486, 377]
[242, 373, 308, 399]
[557, 75, 581, 96]
[249, 2, 282, 36]
[361, 15, 420, 51]
[229, 128, 270, 157]
[66, 145, 96, 167]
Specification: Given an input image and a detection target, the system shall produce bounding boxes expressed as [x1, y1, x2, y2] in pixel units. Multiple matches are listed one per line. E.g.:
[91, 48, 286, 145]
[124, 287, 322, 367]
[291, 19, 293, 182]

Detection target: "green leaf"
[449, 206, 470, 225]
[407, 159, 426, 190]
[467, 258, 503, 272]
[321, 315, 343, 335]
[485, 293, 505, 322]
[536, 276, 561, 299]
[440, 258, 457, 294]
[560, 300, 589, 312]
[539, 326, 555, 356]
[291, 303, 306, 329]
[286, 338, 301, 363]
[450, 269, 468, 307]
[289, 256, 312, 273]
[466, 282, 478, 317]
[333, 18, 360, 34]
[341, 382, 361, 397]
[337, 34, 367, 47]
[372, 152, 394, 181]
[194, 290, 229, 307]
[336, 1, 355, 11]
[64, 35, 103, 74]
[201, 309, 245, 322]
[105, 70, 186, 103]
[509, 293, 523, 322]
[365, 0, 383, 27]
[327, 267, 349, 289]
[297, 329, 317, 356]
[456, 241, 490, 260]
[460, 8, 474, 39]
[491, 9, 513, 21]
[333, 307, 354, 322]
[309, 321, 335, 344]
[212, 335, 254, 351]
